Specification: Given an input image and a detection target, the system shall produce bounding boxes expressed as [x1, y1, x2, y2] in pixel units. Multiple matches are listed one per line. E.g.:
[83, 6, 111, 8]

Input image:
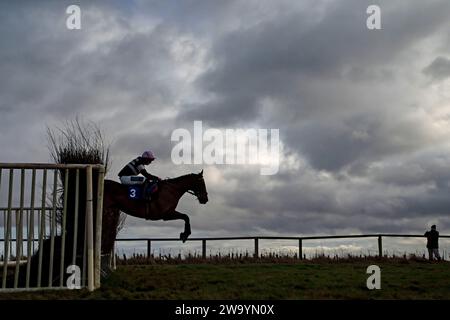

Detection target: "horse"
[102, 170, 208, 252]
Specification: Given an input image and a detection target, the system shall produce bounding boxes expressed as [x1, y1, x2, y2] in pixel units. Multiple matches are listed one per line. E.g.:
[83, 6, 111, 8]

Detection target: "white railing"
[0, 163, 105, 292]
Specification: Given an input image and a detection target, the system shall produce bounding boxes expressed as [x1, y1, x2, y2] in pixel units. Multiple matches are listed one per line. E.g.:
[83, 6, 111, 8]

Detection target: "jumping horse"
[102, 170, 208, 252]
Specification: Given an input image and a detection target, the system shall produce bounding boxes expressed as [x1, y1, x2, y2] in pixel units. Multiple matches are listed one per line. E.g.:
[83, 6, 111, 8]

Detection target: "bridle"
[163, 175, 207, 200]
[187, 176, 208, 200]
[189, 187, 208, 200]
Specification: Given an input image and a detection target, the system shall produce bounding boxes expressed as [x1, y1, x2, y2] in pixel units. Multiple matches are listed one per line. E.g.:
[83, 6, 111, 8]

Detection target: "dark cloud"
[178, 0, 450, 125]
[423, 56, 450, 81]
[1, 0, 450, 239]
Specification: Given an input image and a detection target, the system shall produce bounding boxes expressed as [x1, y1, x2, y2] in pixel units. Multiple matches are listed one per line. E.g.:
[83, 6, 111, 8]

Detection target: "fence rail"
[115, 234, 450, 260]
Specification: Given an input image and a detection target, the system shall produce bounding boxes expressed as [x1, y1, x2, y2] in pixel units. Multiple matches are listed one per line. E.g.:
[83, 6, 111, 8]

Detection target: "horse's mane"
[165, 173, 196, 183]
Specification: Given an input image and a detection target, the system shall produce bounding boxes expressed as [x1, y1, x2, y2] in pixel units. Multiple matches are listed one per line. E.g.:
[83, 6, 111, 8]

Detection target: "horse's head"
[192, 170, 208, 204]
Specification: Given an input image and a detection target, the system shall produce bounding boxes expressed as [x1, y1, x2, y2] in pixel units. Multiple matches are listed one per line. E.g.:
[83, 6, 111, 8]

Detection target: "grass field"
[0, 259, 449, 300]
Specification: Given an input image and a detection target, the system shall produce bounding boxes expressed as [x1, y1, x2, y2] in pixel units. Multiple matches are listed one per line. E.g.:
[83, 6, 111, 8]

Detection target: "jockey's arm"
[141, 169, 161, 181]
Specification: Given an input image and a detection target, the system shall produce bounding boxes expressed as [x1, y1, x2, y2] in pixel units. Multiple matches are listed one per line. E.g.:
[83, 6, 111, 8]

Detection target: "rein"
[161, 179, 198, 197]
[156, 173, 207, 201]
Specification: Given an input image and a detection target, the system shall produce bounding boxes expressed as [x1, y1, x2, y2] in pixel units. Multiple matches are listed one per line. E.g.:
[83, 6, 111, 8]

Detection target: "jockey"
[118, 150, 161, 185]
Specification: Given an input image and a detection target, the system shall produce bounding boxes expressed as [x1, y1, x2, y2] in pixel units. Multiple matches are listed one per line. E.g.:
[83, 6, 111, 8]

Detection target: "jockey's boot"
[144, 180, 153, 201]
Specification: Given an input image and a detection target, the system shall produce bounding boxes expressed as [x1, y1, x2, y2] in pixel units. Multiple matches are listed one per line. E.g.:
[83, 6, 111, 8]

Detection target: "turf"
[0, 260, 449, 300]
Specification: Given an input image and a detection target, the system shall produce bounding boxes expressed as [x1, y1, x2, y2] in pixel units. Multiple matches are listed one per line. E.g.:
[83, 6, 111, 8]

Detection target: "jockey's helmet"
[142, 150, 156, 160]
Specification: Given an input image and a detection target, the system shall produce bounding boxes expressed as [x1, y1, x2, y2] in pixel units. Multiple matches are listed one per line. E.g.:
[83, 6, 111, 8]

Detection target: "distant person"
[424, 225, 440, 261]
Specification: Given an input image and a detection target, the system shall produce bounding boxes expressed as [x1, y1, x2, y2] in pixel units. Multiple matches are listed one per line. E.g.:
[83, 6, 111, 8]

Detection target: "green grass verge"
[0, 260, 449, 300]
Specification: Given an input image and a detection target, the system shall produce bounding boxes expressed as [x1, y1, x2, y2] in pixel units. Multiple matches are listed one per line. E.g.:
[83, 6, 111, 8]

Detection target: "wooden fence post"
[147, 240, 152, 258]
[202, 239, 207, 259]
[378, 236, 383, 258]
[86, 166, 94, 292]
[299, 239, 303, 260]
[254, 238, 259, 258]
[94, 167, 105, 289]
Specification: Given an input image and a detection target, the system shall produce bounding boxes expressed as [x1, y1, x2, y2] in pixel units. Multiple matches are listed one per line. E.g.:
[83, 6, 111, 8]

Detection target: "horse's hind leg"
[163, 210, 191, 243]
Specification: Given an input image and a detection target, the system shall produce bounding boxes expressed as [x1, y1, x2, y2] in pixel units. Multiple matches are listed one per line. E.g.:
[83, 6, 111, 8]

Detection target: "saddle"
[127, 180, 159, 201]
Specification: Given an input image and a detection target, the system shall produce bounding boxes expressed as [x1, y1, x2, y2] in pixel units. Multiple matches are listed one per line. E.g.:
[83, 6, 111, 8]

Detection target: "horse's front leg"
[163, 210, 191, 243]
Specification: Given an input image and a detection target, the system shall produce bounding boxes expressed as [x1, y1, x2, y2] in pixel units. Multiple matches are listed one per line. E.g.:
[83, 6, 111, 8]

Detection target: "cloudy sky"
[1, 0, 450, 253]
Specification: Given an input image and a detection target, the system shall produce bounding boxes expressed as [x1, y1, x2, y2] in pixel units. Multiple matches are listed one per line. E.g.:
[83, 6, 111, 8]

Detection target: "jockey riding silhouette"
[118, 150, 161, 199]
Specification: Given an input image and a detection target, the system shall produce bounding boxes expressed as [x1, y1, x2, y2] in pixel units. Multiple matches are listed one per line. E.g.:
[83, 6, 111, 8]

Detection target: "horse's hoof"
[180, 232, 188, 243]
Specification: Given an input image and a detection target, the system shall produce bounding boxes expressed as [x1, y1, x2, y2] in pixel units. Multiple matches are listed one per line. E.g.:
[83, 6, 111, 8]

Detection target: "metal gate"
[0, 163, 104, 292]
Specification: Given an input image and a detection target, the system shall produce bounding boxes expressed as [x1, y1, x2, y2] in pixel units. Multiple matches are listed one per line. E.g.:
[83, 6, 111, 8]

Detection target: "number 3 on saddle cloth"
[128, 180, 159, 201]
